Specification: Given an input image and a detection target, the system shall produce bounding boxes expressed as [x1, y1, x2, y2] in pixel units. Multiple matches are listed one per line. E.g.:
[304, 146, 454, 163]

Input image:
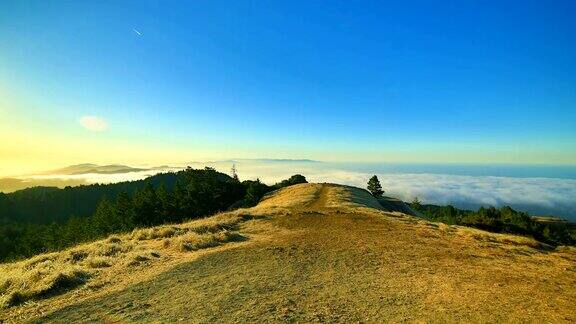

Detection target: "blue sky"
[1, 0, 575, 173]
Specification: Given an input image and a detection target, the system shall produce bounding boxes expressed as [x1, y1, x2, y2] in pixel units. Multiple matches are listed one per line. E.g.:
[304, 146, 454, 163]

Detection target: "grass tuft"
[68, 249, 89, 263]
[85, 256, 113, 268]
[176, 230, 245, 252]
[107, 235, 122, 243]
[0, 267, 90, 308]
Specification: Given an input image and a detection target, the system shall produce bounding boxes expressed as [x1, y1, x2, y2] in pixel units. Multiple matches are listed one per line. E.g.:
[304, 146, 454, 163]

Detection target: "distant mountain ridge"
[46, 164, 149, 175]
[187, 158, 321, 164]
[0, 164, 170, 193]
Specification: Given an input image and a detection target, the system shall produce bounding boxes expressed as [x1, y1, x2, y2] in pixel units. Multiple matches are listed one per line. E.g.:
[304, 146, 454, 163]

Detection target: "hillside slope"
[2, 183, 576, 322]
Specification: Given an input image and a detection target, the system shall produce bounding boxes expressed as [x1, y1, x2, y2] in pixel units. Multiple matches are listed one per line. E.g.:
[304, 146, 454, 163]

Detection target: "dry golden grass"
[256, 183, 322, 209]
[256, 182, 382, 211]
[323, 184, 383, 210]
[0, 212, 251, 311]
[2, 183, 575, 323]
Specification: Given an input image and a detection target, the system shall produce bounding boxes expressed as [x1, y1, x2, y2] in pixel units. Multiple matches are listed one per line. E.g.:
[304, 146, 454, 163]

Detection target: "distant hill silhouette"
[45, 163, 149, 175]
[0, 177, 88, 193]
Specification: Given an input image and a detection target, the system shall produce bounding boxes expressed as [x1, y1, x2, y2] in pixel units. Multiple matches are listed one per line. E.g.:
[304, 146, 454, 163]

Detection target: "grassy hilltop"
[1, 183, 576, 322]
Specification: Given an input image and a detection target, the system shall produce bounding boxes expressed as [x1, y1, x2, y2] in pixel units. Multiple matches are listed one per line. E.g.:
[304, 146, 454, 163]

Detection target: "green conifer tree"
[367, 175, 384, 197]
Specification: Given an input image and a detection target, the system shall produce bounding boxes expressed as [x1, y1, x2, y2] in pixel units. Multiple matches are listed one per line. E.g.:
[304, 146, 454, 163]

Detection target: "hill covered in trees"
[0, 167, 307, 262]
[0, 173, 180, 225]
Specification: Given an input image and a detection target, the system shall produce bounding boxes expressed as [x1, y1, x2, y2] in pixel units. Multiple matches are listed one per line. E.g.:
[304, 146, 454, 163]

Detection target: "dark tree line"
[410, 200, 576, 246]
[0, 172, 180, 225]
[0, 168, 307, 262]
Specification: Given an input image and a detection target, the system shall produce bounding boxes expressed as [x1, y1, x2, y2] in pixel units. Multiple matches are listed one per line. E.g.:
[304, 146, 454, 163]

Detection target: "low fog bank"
[2, 161, 575, 220]
[216, 161, 576, 220]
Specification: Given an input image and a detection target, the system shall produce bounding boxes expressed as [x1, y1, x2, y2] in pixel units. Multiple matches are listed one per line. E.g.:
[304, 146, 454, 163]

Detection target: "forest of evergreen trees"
[0, 167, 307, 263]
[0, 172, 180, 224]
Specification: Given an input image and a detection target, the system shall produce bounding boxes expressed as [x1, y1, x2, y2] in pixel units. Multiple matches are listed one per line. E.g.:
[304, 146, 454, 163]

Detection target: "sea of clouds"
[327, 172, 575, 218]
[18, 161, 576, 220]
[216, 161, 576, 220]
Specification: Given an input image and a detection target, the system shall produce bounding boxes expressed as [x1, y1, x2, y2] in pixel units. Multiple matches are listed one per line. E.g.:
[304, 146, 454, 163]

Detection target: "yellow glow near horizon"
[1, 86, 575, 178]
[2, 126, 575, 178]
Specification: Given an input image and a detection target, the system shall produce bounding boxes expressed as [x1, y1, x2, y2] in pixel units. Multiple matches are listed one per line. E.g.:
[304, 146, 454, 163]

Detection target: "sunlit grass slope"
[0, 213, 254, 310]
[1, 183, 575, 322]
